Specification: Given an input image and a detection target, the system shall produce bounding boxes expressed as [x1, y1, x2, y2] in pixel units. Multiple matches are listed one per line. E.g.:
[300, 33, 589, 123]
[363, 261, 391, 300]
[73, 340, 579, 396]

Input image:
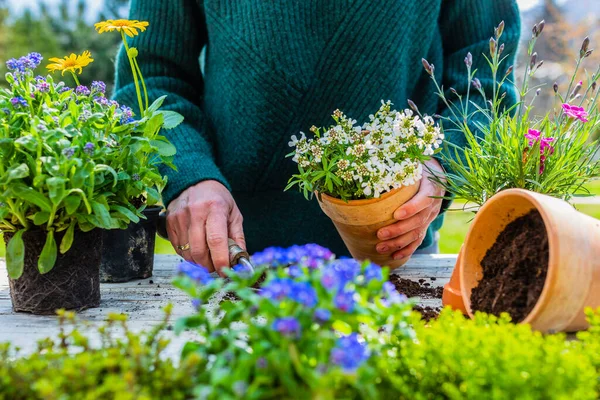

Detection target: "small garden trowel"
[156, 211, 255, 274]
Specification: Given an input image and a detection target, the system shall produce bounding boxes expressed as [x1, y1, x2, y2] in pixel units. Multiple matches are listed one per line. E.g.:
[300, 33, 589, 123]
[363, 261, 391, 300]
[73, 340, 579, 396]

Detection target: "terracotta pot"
[459, 188, 600, 332]
[442, 246, 467, 314]
[317, 182, 420, 268]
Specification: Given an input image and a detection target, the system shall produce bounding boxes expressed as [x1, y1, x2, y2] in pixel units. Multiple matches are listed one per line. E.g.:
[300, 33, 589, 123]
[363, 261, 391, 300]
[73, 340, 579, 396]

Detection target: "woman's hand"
[376, 159, 446, 261]
[166, 180, 245, 276]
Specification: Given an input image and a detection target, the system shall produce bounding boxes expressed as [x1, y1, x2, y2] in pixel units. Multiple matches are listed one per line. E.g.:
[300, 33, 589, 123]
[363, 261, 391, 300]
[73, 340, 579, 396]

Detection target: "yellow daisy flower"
[46, 51, 94, 75]
[95, 19, 149, 37]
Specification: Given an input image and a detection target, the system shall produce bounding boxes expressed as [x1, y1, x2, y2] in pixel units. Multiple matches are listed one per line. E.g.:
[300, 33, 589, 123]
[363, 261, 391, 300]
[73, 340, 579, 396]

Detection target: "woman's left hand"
[376, 159, 446, 261]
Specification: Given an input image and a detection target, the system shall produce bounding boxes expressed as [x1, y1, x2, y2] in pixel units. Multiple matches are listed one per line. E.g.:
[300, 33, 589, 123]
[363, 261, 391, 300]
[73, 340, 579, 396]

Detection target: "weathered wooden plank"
[0, 253, 458, 356]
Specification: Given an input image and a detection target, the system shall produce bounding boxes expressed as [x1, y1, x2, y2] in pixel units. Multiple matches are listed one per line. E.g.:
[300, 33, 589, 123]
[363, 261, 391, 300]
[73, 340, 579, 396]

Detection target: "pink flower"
[524, 129, 555, 174]
[562, 103, 589, 123]
[524, 129, 541, 146]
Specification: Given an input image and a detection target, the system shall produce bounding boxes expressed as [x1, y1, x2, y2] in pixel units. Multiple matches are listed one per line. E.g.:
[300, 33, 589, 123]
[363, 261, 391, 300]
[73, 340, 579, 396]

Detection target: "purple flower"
[332, 258, 361, 283]
[261, 278, 294, 302]
[251, 244, 334, 267]
[94, 96, 109, 106]
[19, 55, 36, 70]
[178, 260, 214, 285]
[6, 58, 22, 71]
[10, 97, 27, 108]
[382, 281, 407, 306]
[232, 262, 253, 278]
[191, 299, 202, 310]
[27, 52, 43, 67]
[562, 103, 589, 123]
[76, 85, 91, 96]
[120, 105, 134, 124]
[330, 333, 370, 372]
[334, 289, 356, 312]
[58, 86, 72, 94]
[321, 268, 339, 290]
[272, 317, 301, 338]
[36, 81, 50, 93]
[291, 281, 318, 308]
[524, 129, 555, 174]
[363, 263, 383, 282]
[256, 357, 268, 369]
[37, 123, 47, 131]
[131, 173, 141, 181]
[83, 142, 95, 155]
[91, 81, 106, 94]
[288, 264, 303, 278]
[62, 147, 75, 158]
[314, 308, 331, 323]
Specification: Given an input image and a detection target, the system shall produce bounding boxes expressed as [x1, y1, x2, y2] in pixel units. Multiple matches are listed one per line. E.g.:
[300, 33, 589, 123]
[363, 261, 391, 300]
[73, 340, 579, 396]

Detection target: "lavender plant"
[0, 53, 180, 277]
[174, 244, 415, 399]
[286, 101, 443, 201]
[425, 21, 600, 207]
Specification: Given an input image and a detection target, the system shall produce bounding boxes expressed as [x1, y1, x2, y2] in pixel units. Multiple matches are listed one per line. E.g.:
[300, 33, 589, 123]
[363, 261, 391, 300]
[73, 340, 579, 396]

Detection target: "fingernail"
[395, 209, 407, 219]
[377, 245, 388, 253]
[379, 230, 389, 239]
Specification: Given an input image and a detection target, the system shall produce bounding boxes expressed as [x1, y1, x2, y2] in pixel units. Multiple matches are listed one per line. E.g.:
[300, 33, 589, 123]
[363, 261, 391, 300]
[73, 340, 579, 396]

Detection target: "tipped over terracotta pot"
[317, 182, 420, 269]
[460, 188, 600, 333]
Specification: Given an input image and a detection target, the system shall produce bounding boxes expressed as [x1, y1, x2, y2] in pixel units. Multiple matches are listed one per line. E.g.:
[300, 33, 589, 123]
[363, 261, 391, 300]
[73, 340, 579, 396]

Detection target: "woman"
[114, 0, 520, 275]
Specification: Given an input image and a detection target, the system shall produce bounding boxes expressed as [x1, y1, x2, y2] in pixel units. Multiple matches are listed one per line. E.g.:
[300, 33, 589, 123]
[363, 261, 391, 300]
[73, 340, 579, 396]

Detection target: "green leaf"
[38, 230, 57, 274]
[68, 99, 79, 120]
[111, 205, 140, 223]
[94, 165, 119, 188]
[6, 230, 25, 279]
[145, 187, 160, 204]
[147, 95, 167, 114]
[150, 139, 177, 157]
[63, 195, 82, 214]
[14, 135, 38, 152]
[33, 211, 50, 225]
[60, 222, 75, 254]
[5, 164, 29, 183]
[91, 201, 112, 229]
[157, 110, 184, 129]
[11, 184, 52, 212]
[0, 138, 15, 161]
[46, 177, 66, 205]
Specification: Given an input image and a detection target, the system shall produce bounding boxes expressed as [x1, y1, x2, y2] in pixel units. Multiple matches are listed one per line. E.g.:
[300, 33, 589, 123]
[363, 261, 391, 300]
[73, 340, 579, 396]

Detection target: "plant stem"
[70, 72, 80, 87]
[121, 31, 144, 116]
[133, 56, 149, 111]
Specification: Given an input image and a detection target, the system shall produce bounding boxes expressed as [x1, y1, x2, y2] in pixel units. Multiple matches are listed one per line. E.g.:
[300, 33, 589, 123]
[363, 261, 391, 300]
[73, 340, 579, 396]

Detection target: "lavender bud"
[83, 142, 95, 156]
[553, 82, 559, 93]
[530, 52, 537, 70]
[571, 81, 583, 98]
[592, 82, 597, 92]
[536, 60, 544, 70]
[464, 52, 473, 68]
[505, 65, 514, 77]
[433, 114, 443, 119]
[580, 37, 590, 58]
[450, 87, 458, 96]
[500, 92, 507, 100]
[421, 58, 434, 76]
[498, 44, 505, 56]
[489, 38, 497, 56]
[585, 50, 593, 58]
[407, 99, 419, 113]
[472, 78, 482, 90]
[537, 20, 545, 35]
[495, 21, 505, 39]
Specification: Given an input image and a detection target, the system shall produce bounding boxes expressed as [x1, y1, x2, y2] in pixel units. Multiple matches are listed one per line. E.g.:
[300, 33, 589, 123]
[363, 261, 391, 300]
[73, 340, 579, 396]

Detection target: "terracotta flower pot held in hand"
[460, 188, 600, 333]
[317, 182, 420, 269]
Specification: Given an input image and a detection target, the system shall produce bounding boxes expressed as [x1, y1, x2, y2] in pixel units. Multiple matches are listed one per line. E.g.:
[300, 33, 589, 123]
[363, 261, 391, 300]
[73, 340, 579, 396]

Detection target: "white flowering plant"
[285, 101, 444, 201]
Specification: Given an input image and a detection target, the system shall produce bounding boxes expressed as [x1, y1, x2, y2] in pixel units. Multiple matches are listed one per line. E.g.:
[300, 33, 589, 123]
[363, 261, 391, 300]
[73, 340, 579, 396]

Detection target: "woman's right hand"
[166, 180, 245, 276]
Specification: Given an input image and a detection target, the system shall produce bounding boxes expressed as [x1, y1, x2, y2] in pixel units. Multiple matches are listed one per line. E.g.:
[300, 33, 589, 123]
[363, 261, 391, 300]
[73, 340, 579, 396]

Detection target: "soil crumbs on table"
[389, 275, 443, 321]
[470, 210, 549, 323]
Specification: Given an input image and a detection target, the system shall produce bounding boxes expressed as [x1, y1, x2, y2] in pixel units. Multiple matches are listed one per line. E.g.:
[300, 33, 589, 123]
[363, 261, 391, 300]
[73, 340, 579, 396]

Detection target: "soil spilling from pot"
[470, 210, 549, 323]
[5, 229, 102, 314]
[389, 275, 443, 320]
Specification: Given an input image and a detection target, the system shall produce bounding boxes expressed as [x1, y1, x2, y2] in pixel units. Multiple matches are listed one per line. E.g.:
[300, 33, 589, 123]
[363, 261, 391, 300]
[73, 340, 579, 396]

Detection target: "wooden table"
[0, 254, 457, 358]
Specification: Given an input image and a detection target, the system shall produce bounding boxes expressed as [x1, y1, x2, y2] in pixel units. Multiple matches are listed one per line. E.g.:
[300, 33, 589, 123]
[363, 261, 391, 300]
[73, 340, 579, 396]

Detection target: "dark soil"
[389, 275, 443, 300]
[5, 229, 102, 314]
[470, 210, 549, 323]
[414, 305, 441, 322]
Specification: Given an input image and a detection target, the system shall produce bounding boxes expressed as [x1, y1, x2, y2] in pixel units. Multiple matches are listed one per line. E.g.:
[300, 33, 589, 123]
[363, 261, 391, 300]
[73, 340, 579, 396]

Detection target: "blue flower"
[58, 86, 71, 94]
[62, 147, 75, 158]
[333, 258, 361, 283]
[382, 281, 407, 306]
[131, 173, 141, 182]
[272, 317, 301, 338]
[10, 97, 27, 108]
[76, 85, 91, 96]
[334, 289, 356, 312]
[83, 142, 95, 155]
[91, 81, 106, 94]
[2, 108, 10, 115]
[178, 260, 214, 285]
[36, 81, 50, 93]
[261, 278, 294, 302]
[27, 52, 43, 68]
[233, 262, 253, 278]
[191, 298, 202, 310]
[363, 263, 383, 282]
[314, 308, 331, 323]
[287, 264, 303, 278]
[321, 267, 339, 290]
[330, 333, 370, 372]
[19, 55, 36, 70]
[119, 105, 134, 124]
[291, 281, 318, 308]
[94, 96, 109, 106]
[6, 58, 22, 71]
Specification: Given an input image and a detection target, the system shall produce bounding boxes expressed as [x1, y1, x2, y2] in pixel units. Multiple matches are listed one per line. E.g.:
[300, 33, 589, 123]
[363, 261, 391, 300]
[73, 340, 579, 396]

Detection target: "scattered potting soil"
[389, 275, 443, 300]
[470, 210, 549, 323]
[413, 306, 441, 322]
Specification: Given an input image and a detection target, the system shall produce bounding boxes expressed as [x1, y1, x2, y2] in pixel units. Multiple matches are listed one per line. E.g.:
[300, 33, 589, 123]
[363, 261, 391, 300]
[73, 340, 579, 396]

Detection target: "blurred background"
[0, 0, 598, 255]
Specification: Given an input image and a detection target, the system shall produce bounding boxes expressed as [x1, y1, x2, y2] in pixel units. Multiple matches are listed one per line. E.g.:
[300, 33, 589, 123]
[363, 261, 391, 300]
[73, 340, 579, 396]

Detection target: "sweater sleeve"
[434, 0, 521, 210]
[112, 0, 229, 207]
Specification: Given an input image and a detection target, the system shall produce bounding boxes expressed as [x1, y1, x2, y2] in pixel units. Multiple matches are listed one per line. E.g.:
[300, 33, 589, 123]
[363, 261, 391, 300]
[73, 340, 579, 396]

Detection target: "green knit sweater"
[114, 0, 521, 255]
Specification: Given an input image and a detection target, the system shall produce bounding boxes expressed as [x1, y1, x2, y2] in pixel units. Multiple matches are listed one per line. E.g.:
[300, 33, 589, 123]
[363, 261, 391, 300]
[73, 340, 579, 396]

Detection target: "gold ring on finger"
[176, 243, 191, 252]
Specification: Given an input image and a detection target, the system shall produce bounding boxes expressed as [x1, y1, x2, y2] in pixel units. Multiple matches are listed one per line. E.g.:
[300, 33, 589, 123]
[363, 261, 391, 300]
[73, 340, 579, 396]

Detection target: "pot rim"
[459, 188, 560, 324]
[317, 181, 420, 207]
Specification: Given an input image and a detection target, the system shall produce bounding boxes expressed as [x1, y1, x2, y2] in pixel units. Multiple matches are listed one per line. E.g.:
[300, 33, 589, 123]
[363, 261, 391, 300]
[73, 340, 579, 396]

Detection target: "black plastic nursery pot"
[5, 229, 102, 315]
[99, 206, 161, 283]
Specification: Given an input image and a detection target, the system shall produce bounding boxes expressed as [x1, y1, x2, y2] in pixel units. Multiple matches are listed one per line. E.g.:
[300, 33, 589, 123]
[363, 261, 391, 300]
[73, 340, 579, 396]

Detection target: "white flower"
[288, 132, 306, 147]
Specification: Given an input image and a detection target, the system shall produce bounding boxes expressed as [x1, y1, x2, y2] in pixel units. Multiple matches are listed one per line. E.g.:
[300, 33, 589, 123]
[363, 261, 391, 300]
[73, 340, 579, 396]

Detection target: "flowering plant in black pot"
[0, 50, 178, 314]
[94, 19, 181, 283]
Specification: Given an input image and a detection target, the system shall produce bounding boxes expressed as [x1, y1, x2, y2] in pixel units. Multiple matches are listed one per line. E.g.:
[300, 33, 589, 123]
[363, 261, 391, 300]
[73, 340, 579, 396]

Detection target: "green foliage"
[0, 56, 180, 274]
[427, 21, 600, 206]
[0, 306, 199, 400]
[380, 308, 600, 400]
